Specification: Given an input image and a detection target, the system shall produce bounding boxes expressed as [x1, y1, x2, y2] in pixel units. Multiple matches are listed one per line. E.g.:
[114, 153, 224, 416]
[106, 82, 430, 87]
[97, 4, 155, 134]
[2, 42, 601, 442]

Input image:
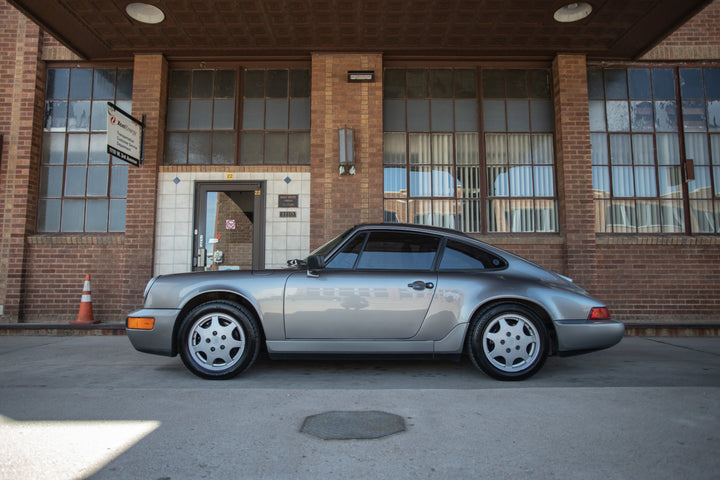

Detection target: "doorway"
[193, 182, 265, 271]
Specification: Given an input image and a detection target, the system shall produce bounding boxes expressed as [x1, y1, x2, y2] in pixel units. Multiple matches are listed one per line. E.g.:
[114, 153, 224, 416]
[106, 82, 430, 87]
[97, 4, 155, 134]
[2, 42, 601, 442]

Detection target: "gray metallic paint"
[127, 224, 624, 360]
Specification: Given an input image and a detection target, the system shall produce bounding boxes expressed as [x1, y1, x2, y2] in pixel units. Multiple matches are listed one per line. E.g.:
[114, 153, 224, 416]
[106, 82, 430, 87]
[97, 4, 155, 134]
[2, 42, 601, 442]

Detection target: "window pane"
[64, 166, 86, 196]
[68, 101, 91, 131]
[593, 166, 610, 198]
[212, 132, 235, 164]
[289, 98, 310, 129]
[45, 101, 68, 131]
[189, 99, 213, 130]
[589, 101, 607, 131]
[706, 69, 720, 99]
[610, 134, 632, 165]
[46, 69, 69, 99]
[240, 132, 263, 164]
[657, 133, 680, 165]
[40, 166, 63, 197]
[407, 100, 430, 131]
[630, 101, 654, 132]
[605, 69, 628, 100]
[288, 132, 310, 164]
[410, 166, 432, 196]
[213, 99, 235, 130]
[652, 69, 676, 100]
[384, 99, 406, 132]
[244, 70, 265, 98]
[456, 166, 480, 198]
[61, 199, 84, 232]
[430, 69, 452, 98]
[485, 133, 507, 165]
[357, 232, 439, 270]
[632, 134, 654, 165]
[431, 99, 453, 131]
[214, 70, 236, 98]
[508, 134, 531, 164]
[384, 69, 406, 98]
[587, 69, 604, 100]
[628, 69, 651, 99]
[507, 100, 529, 131]
[384, 166, 407, 196]
[708, 101, 720, 132]
[454, 69, 477, 98]
[69, 69, 92, 99]
[454, 99, 478, 131]
[266, 99, 289, 129]
[606, 101, 629, 131]
[38, 199, 61, 232]
[482, 70, 505, 98]
[267, 70, 288, 98]
[87, 166, 109, 196]
[683, 101, 707, 132]
[591, 133, 608, 165]
[634, 166, 657, 197]
[109, 199, 126, 232]
[110, 165, 128, 197]
[93, 69, 115, 99]
[67, 135, 89, 164]
[528, 70, 551, 99]
[483, 100, 506, 132]
[264, 132, 287, 164]
[612, 166, 634, 197]
[170, 70, 191, 98]
[530, 100, 553, 132]
[290, 69, 310, 98]
[192, 70, 214, 98]
[167, 100, 189, 130]
[509, 166, 533, 196]
[457, 200, 482, 232]
[487, 166, 508, 196]
[242, 99, 265, 130]
[506, 70, 528, 98]
[532, 134, 554, 165]
[166, 132, 188, 164]
[409, 134, 431, 164]
[456, 133, 478, 165]
[188, 132, 212, 164]
[43, 133, 66, 164]
[433, 166, 455, 197]
[680, 69, 704, 99]
[384, 132, 407, 165]
[534, 166, 555, 197]
[85, 199, 108, 232]
[116, 69, 133, 99]
[91, 101, 108, 131]
[407, 69, 428, 98]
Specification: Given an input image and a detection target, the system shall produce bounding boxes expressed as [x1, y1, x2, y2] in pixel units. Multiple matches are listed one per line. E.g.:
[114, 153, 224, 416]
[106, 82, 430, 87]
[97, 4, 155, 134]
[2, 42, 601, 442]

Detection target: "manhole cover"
[301, 411, 406, 440]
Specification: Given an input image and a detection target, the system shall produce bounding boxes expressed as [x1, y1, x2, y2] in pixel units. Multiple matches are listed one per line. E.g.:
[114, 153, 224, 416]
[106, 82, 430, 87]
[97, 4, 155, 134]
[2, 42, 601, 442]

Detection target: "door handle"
[408, 280, 434, 291]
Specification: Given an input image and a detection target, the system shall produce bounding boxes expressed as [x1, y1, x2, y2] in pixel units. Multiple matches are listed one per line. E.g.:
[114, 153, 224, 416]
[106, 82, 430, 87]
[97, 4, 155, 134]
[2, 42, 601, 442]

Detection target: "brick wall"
[642, 0, 720, 59]
[310, 53, 384, 249]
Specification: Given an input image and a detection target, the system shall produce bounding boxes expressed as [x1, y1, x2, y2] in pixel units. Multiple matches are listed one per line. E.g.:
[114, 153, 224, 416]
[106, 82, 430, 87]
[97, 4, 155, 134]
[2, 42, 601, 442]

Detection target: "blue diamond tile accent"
[173, 177, 181, 184]
[284, 176, 292, 184]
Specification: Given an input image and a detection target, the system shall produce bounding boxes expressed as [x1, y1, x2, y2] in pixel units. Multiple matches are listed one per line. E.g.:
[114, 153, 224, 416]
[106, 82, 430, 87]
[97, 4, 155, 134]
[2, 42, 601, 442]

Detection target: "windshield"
[309, 228, 354, 258]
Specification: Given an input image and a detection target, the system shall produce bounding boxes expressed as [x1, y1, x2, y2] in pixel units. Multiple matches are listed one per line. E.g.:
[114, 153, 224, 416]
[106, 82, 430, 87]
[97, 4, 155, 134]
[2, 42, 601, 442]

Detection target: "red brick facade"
[0, 0, 719, 325]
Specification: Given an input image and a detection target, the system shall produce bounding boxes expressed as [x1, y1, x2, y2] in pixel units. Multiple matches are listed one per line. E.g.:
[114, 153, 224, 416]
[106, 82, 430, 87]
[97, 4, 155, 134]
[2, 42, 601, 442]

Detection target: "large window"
[589, 67, 720, 234]
[39, 67, 132, 232]
[165, 68, 310, 165]
[383, 68, 557, 233]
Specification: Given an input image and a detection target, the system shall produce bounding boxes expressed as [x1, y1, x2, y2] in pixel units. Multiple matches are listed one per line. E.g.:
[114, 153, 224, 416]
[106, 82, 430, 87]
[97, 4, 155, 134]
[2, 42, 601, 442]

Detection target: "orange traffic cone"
[70, 274, 99, 324]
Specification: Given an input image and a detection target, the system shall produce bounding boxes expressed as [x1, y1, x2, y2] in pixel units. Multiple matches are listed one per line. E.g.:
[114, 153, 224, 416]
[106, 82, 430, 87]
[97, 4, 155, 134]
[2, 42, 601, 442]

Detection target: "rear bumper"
[126, 308, 181, 357]
[554, 319, 625, 353]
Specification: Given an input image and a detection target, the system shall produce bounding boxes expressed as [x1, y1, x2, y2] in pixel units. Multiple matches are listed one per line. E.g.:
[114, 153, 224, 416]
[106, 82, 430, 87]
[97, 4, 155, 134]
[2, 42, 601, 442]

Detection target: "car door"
[284, 230, 440, 339]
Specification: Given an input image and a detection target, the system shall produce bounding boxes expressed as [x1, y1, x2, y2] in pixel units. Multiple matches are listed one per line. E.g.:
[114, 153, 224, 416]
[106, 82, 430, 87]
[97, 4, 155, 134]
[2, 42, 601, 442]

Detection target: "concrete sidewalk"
[0, 335, 719, 479]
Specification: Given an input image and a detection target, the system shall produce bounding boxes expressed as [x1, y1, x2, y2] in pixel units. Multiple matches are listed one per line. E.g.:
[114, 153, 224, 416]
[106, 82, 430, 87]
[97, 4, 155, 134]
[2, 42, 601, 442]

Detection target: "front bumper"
[553, 319, 625, 353]
[126, 308, 181, 357]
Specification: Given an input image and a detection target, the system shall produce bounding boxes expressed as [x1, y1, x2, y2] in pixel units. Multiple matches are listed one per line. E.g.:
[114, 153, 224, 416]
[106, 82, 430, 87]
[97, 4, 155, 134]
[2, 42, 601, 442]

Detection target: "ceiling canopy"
[8, 0, 712, 61]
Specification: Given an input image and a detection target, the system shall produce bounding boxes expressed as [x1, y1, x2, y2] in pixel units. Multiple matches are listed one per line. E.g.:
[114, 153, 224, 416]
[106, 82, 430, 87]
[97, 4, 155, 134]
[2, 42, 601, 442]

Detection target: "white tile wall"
[153, 171, 311, 275]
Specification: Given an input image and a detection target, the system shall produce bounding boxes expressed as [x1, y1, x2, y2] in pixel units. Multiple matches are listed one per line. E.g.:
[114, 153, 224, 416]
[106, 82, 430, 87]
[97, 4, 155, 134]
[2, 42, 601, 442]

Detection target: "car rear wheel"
[178, 301, 260, 380]
[467, 304, 548, 381]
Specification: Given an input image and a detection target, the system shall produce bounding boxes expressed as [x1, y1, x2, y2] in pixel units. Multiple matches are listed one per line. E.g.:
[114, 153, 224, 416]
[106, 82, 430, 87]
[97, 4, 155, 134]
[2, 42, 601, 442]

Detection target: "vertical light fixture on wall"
[338, 126, 355, 175]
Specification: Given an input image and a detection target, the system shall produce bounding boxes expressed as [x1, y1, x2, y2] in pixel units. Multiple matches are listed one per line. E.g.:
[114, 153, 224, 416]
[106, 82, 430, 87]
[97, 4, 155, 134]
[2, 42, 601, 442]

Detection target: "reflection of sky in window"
[205, 192, 217, 252]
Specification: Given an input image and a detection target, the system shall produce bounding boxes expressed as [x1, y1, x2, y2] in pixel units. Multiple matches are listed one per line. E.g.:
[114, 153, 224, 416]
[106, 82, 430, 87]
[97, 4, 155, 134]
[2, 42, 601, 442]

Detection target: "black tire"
[178, 301, 260, 380]
[467, 303, 548, 381]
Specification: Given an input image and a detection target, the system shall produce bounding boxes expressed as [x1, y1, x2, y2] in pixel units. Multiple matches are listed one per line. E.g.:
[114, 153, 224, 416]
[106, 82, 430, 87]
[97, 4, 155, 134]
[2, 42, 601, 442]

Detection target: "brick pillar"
[552, 54, 598, 292]
[122, 54, 167, 309]
[0, 13, 43, 321]
[310, 53, 384, 248]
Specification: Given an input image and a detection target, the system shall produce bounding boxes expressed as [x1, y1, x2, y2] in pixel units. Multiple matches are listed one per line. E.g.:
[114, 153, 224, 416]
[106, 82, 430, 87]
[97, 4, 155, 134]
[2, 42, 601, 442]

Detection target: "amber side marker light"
[588, 307, 611, 321]
[127, 317, 155, 330]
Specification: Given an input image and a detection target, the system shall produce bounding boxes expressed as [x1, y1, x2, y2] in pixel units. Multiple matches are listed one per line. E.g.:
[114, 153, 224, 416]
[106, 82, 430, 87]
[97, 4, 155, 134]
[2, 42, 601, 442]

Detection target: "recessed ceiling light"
[126, 3, 165, 24]
[553, 2, 593, 23]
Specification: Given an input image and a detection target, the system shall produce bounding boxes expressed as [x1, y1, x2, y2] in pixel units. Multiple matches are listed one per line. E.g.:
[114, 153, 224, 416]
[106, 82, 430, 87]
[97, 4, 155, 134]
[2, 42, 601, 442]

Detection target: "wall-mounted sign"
[107, 102, 144, 167]
[278, 194, 299, 208]
[280, 211, 297, 218]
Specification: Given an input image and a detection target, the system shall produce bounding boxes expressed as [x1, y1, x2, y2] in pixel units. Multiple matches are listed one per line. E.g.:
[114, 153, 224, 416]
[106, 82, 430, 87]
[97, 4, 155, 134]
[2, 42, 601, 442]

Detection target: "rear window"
[439, 240, 506, 270]
[356, 232, 440, 270]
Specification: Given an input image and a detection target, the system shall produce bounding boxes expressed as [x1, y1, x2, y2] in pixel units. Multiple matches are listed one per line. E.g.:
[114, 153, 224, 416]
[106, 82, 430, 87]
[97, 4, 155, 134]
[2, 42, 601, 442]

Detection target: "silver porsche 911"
[127, 224, 624, 380]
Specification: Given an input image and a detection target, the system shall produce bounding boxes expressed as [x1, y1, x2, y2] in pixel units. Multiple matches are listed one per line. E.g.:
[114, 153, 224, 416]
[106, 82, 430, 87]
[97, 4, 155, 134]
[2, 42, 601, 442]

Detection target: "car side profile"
[127, 224, 624, 380]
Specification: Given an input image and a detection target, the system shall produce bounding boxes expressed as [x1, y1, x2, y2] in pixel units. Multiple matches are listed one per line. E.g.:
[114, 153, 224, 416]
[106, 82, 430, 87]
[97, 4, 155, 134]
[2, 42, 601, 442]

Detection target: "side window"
[439, 239, 506, 270]
[325, 233, 366, 269]
[356, 232, 440, 270]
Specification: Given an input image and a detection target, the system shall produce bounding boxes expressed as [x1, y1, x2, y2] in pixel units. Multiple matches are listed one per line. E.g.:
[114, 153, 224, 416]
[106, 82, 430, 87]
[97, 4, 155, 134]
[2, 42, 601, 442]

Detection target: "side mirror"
[306, 255, 325, 277]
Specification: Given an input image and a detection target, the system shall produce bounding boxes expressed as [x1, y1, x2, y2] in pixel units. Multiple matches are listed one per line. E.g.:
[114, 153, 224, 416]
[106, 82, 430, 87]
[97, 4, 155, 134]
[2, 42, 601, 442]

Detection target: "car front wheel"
[468, 304, 548, 381]
[178, 301, 260, 380]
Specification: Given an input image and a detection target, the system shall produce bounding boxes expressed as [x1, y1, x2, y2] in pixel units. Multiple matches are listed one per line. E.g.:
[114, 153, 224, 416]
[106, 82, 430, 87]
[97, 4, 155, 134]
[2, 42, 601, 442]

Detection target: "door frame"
[193, 181, 266, 271]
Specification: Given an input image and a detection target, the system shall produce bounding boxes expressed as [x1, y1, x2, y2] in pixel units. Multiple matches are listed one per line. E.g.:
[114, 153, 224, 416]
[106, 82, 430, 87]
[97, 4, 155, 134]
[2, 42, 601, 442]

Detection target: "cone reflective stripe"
[70, 274, 99, 325]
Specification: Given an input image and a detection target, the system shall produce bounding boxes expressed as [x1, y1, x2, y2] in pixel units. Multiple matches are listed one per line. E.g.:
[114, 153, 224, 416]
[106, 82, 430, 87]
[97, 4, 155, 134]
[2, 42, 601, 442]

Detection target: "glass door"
[193, 182, 265, 271]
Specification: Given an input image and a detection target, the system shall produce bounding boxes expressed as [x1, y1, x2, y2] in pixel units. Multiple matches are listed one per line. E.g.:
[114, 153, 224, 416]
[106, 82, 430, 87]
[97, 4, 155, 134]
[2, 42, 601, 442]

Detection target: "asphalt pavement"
[0, 335, 719, 479]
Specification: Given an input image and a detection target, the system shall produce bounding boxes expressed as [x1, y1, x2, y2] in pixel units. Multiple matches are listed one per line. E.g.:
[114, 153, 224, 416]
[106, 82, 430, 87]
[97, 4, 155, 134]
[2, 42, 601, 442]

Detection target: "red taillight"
[588, 307, 611, 321]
